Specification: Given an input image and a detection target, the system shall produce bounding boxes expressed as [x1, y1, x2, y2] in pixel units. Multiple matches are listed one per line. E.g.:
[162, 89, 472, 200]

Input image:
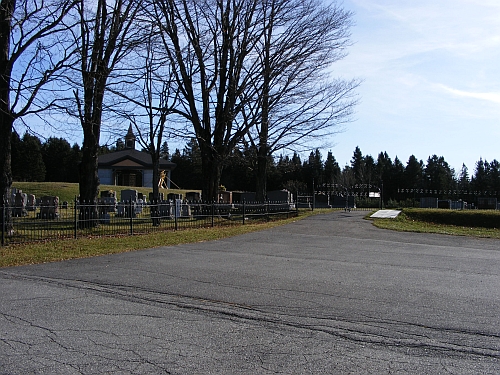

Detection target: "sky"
[21, 0, 499, 176]
[329, 0, 500, 174]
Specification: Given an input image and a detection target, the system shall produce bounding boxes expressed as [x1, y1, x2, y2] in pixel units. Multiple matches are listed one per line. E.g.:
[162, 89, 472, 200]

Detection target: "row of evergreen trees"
[11, 132, 499, 203]
[170, 142, 500, 202]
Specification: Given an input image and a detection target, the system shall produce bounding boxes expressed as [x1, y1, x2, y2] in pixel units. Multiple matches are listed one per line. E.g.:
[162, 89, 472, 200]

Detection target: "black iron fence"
[1, 200, 297, 246]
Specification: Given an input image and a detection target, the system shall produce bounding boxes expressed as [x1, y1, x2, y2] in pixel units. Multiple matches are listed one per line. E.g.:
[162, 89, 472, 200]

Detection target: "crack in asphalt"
[1, 270, 498, 361]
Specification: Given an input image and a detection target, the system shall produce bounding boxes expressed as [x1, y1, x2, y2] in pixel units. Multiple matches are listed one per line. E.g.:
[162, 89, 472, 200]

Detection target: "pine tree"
[350, 146, 364, 184]
[17, 133, 45, 182]
[42, 138, 73, 182]
[324, 151, 341, 186]
[404, 155, 423, 189]
[457, 163, 470, 191]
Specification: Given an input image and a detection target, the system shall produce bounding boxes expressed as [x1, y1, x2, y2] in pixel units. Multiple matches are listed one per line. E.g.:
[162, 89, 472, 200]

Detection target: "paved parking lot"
[1, 211, 499, 374]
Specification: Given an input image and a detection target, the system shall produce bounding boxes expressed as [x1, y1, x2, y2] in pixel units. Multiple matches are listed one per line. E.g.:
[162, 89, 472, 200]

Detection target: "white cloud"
[351, 0, 500, 57]
[438, 84, 500, 104]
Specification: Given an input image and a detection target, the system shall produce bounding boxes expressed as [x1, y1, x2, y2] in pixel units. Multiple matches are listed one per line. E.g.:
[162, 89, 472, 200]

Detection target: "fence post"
[242, 199, 246, 225]
[296, 193, 299, 215]
[1, 199, 5, 246]
[74, 197, 77, 239]
[129, 200, 133, 235]
[174, 200, 178, 231]
[266, 200, 269, 221]
[211, 201, 215, 227]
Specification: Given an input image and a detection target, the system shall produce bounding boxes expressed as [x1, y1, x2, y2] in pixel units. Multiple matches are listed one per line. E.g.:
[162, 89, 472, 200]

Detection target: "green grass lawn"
[11, 182, 199, 203]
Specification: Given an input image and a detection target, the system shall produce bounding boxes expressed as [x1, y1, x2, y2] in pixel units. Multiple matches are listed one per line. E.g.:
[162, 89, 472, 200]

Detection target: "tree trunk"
[255, 152, 268, 202]
[78, 131, 100, 228]
[200, 144, 222, 202]
[0, 113, 14, 236]
[0, 0, 15, 235]
[150, 156, 160, 226]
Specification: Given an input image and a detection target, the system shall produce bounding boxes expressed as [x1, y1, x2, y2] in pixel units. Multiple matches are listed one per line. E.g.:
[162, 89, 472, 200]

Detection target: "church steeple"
[124, 124, 136, 150]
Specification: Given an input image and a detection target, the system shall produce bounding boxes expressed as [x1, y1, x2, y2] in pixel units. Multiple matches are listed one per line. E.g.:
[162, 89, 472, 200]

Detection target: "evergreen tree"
[363, 155, 376, 187]
[324, 151, 341, 186]
[487, 160, 500, 194]
[67, 144, 82, 183]
[42, 137, 72, 182]
[160, 141, 170, 161]
[471, 158, 488, 192]
[457, 163, 470, 191]
[221, 147, 254, 192]
[424, 155, 455, 194]
[404, 155, 424, 189]
[376, 152, 392, 202]
[15, 133, 45, 182]
[170, 139, 203, 190]
[391, 156, 405, 198]
[10, 131, 22, 181]
[303, 149, 323, 191]
[350, 146, 364, 184]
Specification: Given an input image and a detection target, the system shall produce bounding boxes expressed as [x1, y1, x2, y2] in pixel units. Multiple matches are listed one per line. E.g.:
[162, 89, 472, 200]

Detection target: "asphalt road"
[1, 211, 499, 374]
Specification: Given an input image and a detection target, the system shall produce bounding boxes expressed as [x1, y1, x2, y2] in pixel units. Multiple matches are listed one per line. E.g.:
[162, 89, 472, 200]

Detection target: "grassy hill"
[11, 182, 199, 203]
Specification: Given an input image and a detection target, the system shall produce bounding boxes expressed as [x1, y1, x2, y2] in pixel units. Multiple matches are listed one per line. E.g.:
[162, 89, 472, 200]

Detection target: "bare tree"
[71, 0, 142, 226]
[150, 0, 266, 200]
[0, 0, 77, 232]
[242, 0, 359, 201]
[114, 26, 179, 225]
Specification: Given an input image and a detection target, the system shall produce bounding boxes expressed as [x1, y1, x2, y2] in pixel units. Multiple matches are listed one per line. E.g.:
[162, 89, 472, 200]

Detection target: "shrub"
[403, 208, 500, 229]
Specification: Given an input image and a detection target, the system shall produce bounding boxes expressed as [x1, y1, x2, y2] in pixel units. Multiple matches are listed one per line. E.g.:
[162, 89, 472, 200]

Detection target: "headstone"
[99, 196, 117, 214]
[232, 191, 255, 202]
[218, 191, 232, 203]
[117, 202, 136, 218]
[450, 200, 466, 210]
[26, 194, 36, 211]
[420, 197, 438, 209]
[477, 197, 497, 210]
[167, 193, 182, 201]
[100, 213, 111, 224]
[157, 201, 173, 218]
[101, 190, 116, 198]
[39, 196, 59, 219]
[438, 200, 451, 209]
[121, 189, 138, 202]
[267, 190, 291, 202]
[181, 204, 191, 217]
[149, 192, 164, 202]
[185, 191, 201, 201]
[13, 192, 27, 217]
[175, 199, 182, 218]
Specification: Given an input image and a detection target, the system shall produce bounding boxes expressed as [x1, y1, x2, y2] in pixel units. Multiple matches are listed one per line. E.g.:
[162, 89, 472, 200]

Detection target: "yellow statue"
[158, 170, 168, 189]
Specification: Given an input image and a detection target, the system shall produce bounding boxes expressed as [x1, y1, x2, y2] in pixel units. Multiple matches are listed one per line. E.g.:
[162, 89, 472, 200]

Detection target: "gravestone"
[121, 189, 138, 202]
[117, 189, 138, 218]
[26, 194, 36, 211]
[39, 196, 59, 219]
[13, 192, 27, 217]
[167, 193, 182, 201]
[267, 190, 292, 202]
[99, 190, 117, 214]
[185, 191, 201, 201]
[149, 192, 164, 202]
[420, 197, 438, 209]
[477, 197, 497, 210]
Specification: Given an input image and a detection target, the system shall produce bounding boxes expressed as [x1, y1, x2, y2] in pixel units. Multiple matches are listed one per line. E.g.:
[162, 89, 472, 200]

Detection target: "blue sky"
[329, 0, 500, 174]
[22, 0, 499, 176]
